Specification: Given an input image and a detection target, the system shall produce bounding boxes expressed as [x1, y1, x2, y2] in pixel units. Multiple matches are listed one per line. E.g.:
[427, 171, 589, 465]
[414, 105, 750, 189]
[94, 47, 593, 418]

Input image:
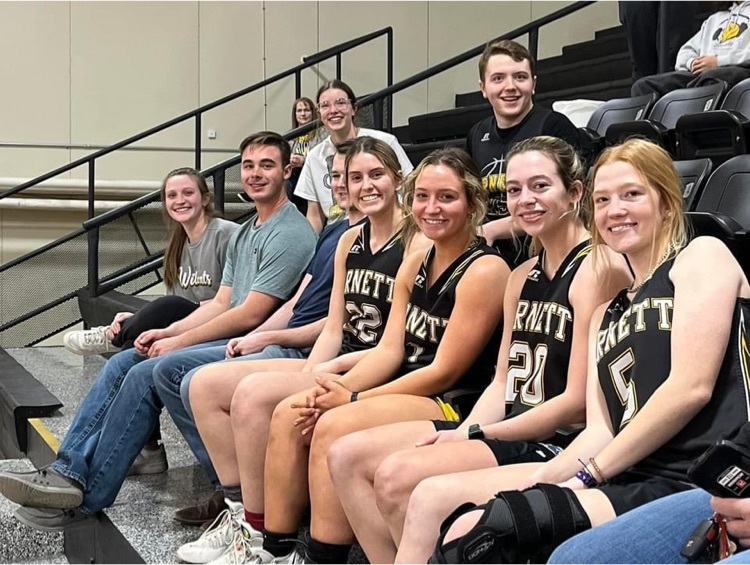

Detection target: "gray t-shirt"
[171, 217, 238, 303]
[221, 202, 317, 308]
[293, 128, 413, 222]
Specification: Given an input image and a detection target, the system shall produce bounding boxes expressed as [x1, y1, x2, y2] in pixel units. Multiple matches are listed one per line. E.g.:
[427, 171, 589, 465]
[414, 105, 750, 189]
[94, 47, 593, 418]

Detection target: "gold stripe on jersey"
[438, 248, 488, 296]
[738, 308, 750, 417]
[559, 244, 593, 278]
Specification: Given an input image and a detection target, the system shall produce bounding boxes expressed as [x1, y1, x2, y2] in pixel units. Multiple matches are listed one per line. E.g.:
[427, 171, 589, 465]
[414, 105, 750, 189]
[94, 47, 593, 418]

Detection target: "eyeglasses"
[317, 98, 352, 113]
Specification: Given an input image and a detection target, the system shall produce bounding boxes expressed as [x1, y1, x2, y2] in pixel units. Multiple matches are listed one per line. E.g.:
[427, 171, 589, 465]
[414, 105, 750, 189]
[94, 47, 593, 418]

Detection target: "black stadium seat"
[688, 154, 750, 273]
[605, 82, 727, 154]
[674, 158, 713, 211]
[676, 78, 750, 164]
[579, 93, 656, 164]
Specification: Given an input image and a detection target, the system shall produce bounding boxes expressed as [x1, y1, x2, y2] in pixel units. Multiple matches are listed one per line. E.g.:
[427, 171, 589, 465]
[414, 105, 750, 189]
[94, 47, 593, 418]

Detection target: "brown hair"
[161, 167, 215, 291]
[590, 138, 687, 264]
[291, 97, 315, 128]
[505, 136, 588, 256]
[400, 147, 487, 246]
[478, 39, 536, 81]
[344, 136, 404, 228]
[239, 131, 291, 168]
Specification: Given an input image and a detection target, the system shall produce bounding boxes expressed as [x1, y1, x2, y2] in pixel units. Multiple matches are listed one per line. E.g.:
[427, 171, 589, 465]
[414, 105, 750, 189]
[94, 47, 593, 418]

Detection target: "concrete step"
[5, 346, 214, 563]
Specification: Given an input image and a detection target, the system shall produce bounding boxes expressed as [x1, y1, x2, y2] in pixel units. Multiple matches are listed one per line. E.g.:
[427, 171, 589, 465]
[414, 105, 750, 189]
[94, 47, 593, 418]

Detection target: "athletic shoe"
[175, 490, 228, 526]
[244, 547, 305, 564]
[63, 326, 120, 356]
[14, 506, 90, 532]
[127, 443, 168, 476]
[177, 500, 251, 563]
[207, 520, 264, 564]
[0, 467, 83, 509]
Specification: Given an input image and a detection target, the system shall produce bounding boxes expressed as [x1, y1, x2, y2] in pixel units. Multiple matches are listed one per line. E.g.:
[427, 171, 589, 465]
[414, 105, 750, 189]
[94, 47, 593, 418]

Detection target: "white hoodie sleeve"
[675, 25, 706, 71]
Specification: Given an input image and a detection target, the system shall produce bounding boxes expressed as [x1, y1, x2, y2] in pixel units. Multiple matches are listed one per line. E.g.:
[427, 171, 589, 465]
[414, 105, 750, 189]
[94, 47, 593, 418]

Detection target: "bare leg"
[375, 440, 499, 547]
[395, 463, 542, 564]
[232, 370, 317, 513]
[435, 488, 615, 562]
[264, 389, 316, 533]
[309, 395, 444, 550]
[190, 360, 306, 488]
[329, 421, 438, 564]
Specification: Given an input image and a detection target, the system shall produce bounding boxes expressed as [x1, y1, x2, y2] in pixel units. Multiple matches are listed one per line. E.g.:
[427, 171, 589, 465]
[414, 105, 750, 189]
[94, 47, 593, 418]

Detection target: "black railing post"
[336, 54, 342, 80]
[528, 28, 539, 63]
[295, 70, 302, 100]
[195, 114, 202, 170]
[88, 159, 95, 219]
[386, 28, 394, 131]
[87, 227, 100, 299]
[373, 99, 385, 130]
[213, 168, 226, 216]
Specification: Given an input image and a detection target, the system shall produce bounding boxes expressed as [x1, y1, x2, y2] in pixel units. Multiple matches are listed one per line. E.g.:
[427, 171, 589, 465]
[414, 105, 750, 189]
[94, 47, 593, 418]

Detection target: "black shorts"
[597, 471, 694, 516]
[431, 420, 562, 465]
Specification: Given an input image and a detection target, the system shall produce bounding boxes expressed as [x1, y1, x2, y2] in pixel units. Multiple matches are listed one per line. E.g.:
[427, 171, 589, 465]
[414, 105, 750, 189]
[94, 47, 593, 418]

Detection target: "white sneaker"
[177, 500, 247, 564]
[246, 545, 305, 564]
[269, 549, 306, 564]
[63, 326, 120, 356]
[206, 518, 264, 564]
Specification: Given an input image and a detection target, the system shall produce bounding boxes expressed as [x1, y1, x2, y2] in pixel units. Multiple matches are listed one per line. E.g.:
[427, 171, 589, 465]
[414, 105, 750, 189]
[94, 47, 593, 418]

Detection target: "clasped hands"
[290, 377, 352, 436]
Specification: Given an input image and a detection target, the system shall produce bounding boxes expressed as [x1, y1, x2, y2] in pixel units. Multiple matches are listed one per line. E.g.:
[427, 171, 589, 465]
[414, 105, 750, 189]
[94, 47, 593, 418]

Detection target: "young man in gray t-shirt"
[0, 132, 317, 529]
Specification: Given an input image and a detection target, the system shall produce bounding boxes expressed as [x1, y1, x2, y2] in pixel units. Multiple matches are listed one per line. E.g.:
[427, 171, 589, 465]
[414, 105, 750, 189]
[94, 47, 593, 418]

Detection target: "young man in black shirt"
[466, 39, 580, 267]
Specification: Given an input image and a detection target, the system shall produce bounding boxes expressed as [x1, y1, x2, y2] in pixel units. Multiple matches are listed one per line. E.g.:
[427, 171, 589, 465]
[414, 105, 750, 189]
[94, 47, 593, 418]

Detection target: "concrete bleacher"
[2, 347, 214, 563]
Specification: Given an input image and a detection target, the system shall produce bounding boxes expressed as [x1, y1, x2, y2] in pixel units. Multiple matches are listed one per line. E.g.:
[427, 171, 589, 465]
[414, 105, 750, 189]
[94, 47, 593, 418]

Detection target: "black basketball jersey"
[400, 240, 504, 391]
[597, 255, 750, 481]
[340, 221, 403, 354]
[504, 240, 592, 421]
[466, 107, 579, 270]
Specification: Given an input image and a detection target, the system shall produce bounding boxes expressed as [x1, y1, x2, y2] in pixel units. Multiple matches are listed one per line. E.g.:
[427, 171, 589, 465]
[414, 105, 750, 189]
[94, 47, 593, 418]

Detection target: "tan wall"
[0, 0, 618, 183]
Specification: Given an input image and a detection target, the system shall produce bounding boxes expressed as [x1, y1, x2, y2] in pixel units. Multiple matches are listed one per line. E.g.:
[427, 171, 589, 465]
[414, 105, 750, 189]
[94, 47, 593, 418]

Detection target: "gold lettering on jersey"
[345, 269, 396, 303]
[405, 303, 449, 343]
[483, 174, 505, 193]
[596, 297, 674, 361]
[513, 300, 572, 343]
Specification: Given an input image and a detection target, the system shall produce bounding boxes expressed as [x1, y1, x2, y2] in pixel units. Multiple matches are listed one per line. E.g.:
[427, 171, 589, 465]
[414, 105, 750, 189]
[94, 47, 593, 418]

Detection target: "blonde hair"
[590, 138, 687, 266]
[505, 136, 588, 256]
[400, 148, 487, 247]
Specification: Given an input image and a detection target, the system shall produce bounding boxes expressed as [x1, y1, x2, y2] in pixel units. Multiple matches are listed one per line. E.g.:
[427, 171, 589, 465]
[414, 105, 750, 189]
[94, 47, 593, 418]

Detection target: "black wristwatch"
[467, 424, 485, 440]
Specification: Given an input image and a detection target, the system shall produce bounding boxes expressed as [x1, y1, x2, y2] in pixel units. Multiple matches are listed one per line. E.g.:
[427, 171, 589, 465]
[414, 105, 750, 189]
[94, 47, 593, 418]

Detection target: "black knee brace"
[429, 484, 592, 564]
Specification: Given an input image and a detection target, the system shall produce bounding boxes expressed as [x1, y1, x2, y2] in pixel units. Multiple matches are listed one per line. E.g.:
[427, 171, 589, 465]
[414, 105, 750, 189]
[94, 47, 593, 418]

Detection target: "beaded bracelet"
[588, 457, 607, 484]
[576, 458, 600, 488]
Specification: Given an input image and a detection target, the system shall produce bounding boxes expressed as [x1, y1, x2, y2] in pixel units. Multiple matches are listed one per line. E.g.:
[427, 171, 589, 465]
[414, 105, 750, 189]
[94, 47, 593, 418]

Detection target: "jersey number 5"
[505, 341, 548, 405]
[608, 347, 638, 427]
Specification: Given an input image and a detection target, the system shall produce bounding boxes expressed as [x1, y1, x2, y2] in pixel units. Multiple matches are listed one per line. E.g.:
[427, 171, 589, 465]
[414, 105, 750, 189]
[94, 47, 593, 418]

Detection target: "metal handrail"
[0, 142, 237, 154]
[2, 2, 604, 345]
[357, 1, 595, 109]
[0, 27, 393, 207]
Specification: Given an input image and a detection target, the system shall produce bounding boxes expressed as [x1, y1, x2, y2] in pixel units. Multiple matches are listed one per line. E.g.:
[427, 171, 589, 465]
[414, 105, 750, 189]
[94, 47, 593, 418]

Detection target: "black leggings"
[111, 294, 200, 350]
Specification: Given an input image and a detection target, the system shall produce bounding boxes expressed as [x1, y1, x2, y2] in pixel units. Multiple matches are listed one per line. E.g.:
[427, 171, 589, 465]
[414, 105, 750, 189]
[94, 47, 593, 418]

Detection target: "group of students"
[1, 35, 750, 565]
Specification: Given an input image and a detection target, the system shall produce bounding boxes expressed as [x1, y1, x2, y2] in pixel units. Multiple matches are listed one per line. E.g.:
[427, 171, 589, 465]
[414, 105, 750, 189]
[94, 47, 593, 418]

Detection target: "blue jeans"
[51, 341, 226, 514]
[549, 489, 726, 563]
[179, 344, 307, 420]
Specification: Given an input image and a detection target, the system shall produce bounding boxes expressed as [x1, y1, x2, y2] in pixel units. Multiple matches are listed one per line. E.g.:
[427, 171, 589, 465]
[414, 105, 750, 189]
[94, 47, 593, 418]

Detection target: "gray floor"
[3, 347, 215, 564]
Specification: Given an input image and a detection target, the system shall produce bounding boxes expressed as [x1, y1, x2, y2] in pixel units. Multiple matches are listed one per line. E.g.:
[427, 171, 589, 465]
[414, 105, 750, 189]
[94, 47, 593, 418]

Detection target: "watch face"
[468, 424, 484, 440]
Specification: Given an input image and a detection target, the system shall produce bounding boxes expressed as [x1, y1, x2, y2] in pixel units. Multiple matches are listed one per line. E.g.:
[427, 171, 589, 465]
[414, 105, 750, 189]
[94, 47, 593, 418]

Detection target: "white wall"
[0, 1, 619, 183]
